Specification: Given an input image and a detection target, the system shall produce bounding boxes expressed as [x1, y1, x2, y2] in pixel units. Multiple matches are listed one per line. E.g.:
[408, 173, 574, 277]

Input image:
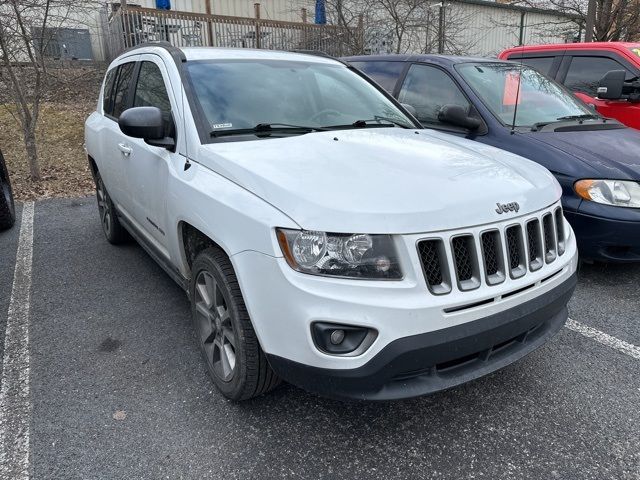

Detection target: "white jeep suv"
[85, 44, 578, 401]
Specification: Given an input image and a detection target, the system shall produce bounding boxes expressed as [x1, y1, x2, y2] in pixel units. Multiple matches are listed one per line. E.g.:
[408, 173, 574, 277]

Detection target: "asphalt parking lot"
[1, 197, 639, 479]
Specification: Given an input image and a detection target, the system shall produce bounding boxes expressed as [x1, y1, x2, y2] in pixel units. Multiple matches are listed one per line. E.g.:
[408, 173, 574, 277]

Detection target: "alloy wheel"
[194, 271, 237, 382]
[96, 176, 112, 236]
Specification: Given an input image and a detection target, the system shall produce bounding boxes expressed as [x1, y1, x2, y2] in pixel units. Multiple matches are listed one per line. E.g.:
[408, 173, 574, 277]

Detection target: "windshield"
[456, 62, 595, 128]
[186, 60, 415, 139]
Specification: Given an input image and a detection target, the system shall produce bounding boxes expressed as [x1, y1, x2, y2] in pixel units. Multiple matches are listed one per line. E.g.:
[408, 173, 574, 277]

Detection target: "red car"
[500, 42, 640, 129]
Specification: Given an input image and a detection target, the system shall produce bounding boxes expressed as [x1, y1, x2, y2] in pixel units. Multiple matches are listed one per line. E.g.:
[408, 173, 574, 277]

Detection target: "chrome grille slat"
[542, 213, 557, 264]
[555, 207, 566, 256]
[417, 205, 566, 294]
[452, 236, 474, 281]
[481, 230, 506, 286]
[505, 224, 526, 279]
[451, 235, 480, 291]
[526, 219, 543, 271]
[417, 239, 451, 295]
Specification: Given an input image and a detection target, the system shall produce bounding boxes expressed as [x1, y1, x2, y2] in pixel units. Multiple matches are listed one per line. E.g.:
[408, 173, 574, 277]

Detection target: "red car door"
[560, 52, 640, 130]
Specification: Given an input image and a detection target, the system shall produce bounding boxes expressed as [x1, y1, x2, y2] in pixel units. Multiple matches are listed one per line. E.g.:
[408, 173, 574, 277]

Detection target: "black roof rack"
[121, 41, 186, 63]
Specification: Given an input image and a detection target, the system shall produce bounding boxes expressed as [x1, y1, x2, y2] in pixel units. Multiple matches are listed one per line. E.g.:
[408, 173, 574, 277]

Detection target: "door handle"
[118, 143, 132, 156]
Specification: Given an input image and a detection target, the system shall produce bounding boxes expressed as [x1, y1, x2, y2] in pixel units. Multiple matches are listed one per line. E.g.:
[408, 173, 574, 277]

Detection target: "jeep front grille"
[452, 236, 474, 282]
[417, 206, 566, 294]
[417, 239, 451, 295]
[526, 219, 543, 271]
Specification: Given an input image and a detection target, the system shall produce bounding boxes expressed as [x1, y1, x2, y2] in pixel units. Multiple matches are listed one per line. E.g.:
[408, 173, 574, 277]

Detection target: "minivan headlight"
[276, 229, 402, 279]
[575, 179, 640, 208]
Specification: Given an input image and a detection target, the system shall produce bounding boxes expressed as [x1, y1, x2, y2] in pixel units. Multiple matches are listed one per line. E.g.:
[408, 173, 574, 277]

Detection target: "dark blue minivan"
[344, 55, 640, 262]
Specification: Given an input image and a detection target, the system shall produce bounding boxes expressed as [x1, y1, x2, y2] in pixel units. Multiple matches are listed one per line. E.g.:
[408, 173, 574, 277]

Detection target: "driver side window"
[133, 61, 174, 136]
[399, 64, 470, 126]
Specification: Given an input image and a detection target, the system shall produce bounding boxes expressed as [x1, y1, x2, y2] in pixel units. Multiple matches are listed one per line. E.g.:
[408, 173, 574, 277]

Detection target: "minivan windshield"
[456, 62, 596, 128]
[186, 60, 415, 139]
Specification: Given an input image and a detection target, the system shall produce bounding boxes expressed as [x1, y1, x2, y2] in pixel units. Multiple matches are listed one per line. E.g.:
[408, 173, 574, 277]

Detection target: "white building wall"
[446, 2, 578, 57]
[77, 0, 579, 61]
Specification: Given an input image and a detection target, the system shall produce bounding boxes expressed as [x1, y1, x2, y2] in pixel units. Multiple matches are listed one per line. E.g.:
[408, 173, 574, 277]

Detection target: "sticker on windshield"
[212, 123, 233, 129]
[503, 72, 522, 106]
[631, 47, 640, 57]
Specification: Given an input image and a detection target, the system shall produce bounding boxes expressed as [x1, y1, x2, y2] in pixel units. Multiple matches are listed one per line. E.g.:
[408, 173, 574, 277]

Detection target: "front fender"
[166, 160, 300, 277]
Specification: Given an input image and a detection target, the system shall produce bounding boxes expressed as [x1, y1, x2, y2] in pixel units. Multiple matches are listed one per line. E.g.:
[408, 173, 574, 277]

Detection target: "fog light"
[330, 329, 345, 345]
[311, 322, 377, 355]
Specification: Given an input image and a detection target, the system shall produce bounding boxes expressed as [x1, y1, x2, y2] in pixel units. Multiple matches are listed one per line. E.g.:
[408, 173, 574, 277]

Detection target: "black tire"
[190, 247, 280, 401]
[94, 170, 129, 244]
[0, 150, 16, 231]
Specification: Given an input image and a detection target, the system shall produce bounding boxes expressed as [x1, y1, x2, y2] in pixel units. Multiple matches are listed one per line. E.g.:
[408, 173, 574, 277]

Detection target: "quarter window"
[349, 61, 405, 93]
[111, 62, 136, 119]
[398, 64, 471, 127]
[564, 56, 635, 96]
[102, 68, 117, 114]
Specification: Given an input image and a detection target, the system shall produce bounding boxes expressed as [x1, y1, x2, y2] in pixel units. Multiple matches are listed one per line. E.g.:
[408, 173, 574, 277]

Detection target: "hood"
[521, 127, 640, 180]
[197, 128, 560, 234]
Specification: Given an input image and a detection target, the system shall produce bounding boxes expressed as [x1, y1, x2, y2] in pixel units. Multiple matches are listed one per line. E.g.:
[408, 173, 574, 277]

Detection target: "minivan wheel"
[0, 150, 16, 231]
[95, 171, 128, 244]
[191, 248, 280, 400]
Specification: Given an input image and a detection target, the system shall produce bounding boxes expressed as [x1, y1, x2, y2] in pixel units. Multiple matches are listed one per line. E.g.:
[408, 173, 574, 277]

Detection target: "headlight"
[276, 229, 402, 279]
[574, 179, 640, 208]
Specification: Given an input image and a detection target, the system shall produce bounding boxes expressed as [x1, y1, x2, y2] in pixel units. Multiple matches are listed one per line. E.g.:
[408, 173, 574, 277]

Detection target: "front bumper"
[565, 203, 640, 262]
[231, 207, 578, 400]
[267, 273, 577, 400]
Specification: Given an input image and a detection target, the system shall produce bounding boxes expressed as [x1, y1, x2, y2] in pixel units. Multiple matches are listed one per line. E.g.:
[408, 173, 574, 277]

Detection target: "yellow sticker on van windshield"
[631, 47, 640, 57]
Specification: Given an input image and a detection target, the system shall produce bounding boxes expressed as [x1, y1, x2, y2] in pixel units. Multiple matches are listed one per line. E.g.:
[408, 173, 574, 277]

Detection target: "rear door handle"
[118, 143, 132, 156]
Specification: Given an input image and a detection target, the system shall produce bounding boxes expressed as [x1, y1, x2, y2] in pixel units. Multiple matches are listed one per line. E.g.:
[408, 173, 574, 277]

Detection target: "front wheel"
[190, 248, 280, 400]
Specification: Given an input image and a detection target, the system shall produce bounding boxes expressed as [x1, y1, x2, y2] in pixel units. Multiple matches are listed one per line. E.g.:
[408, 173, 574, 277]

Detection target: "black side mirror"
[438, 104, 481, 130]
[597, 70, 626, 100]
[401, 103, 417, 117]
[118, 106, 175, 150]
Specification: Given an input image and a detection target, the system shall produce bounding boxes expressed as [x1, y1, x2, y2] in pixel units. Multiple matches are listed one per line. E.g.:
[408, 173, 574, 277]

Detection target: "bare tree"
[0, 0, 97, 181]
[298, 0, 477, 55]
[510, 0, 640, 41]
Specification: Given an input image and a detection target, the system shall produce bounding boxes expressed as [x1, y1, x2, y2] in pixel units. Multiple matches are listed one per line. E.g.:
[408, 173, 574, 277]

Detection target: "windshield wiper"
[531, 114, 601, 132]
[324, 116, 412, 130]
[210, 123, 327, 138]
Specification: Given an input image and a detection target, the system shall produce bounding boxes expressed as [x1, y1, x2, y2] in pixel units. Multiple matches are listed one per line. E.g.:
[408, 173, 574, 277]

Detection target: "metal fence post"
[254, 3, 261, 49]
[357, 14, 364, 53]
[205, 0, 213, 46]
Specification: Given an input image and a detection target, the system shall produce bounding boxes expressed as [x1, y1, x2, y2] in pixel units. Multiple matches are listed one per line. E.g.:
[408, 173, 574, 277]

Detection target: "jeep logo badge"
[495, 202, 520, 214]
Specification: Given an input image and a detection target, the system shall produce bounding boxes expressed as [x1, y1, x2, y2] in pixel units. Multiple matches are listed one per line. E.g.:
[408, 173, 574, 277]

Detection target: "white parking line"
[566, 318, 640, 361]
[0, 202, 35, 480]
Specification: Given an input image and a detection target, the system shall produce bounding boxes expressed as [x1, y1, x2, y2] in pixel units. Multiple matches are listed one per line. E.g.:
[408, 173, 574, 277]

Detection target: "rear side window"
[102, 68, 117, 114]
[349, 61, 405, 93]
[518, 56, 555, 75]
[398, 64, 470, 126]
[564, 56, 635, 96]
[111, 62, 136, 119]
[133, 61, 173, 134]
